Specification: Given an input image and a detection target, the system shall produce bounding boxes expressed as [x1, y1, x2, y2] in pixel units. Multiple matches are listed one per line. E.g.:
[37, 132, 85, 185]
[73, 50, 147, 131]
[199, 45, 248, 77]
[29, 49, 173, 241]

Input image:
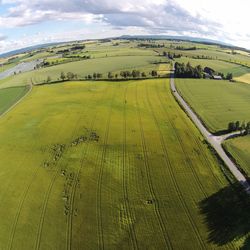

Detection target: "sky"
[0, 0, 249, 53]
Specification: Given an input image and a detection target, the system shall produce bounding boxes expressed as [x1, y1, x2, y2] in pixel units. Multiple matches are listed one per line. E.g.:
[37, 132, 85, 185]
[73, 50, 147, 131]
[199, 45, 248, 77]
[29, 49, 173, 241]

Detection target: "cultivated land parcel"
[0, 39, 250, 249]
[175, 79, 250, 181]
[0, 79, 244, 249]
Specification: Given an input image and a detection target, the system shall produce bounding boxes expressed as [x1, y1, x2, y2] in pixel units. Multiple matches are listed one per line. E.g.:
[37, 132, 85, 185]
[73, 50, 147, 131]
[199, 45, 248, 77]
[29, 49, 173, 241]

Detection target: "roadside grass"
[0, 86, 29, 115]
[0, 79, 242, 249]
[175, 78, 250, 133]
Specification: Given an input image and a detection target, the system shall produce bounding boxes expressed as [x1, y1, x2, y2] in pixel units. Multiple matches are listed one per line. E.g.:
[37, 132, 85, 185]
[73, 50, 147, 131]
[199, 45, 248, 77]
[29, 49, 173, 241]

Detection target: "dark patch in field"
[199, 182, 250, 248]
[71, 130, 99, 147]
[42, 143, 66, 168]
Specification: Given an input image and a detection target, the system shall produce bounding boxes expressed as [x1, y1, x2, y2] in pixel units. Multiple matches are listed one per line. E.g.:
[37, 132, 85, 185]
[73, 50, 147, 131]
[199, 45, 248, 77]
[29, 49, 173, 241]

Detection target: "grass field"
[0, 86, 29, 115]
[0, 55, 165, 89]
[0, 78, 246, 249]
[175, 79, 250, 133]
[235, 73, 250, 84]
[224, 136, 250, 177]
[175, 58, 250, 77]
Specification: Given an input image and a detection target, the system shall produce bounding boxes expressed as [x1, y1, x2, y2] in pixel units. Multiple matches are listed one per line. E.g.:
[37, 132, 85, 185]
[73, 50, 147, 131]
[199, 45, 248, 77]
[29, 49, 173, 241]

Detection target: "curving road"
[170, 69, 250, 194]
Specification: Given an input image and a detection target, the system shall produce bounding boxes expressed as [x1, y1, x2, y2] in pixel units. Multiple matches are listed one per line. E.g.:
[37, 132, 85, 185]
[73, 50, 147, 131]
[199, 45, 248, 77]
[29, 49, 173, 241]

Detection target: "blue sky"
[0, 0, 250, 53]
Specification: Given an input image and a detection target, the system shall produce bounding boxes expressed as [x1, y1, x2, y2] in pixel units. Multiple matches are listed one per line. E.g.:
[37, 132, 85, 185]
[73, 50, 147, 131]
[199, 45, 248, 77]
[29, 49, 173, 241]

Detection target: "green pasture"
[175, 79, 250, 132]
[0, 55, 165, 88]
[224, 136, 250, 177]
[175, 58, 250, 77]
[0, 86, 29, 115]
[0, 79, 244, 249]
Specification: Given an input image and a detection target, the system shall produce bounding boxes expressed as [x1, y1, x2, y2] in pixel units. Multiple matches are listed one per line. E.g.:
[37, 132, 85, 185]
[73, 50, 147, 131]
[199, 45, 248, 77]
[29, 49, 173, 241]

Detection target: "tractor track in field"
[66, 88, 109, 250]
[7, 159, 40, 250]
[161, 82, 224, 189]
[66, 119, 96, 250]
[135, 84, 172, 249]
[34, 89, 100, 250]
[96, 88, 116, 250]
[7, 113, 70, 250]
[144, 81, 206, 249]
[143, 83, 174, 249]
[8, 84, 101, 250]
[122, 85, 138, 250]
[154, 83, 208, 199]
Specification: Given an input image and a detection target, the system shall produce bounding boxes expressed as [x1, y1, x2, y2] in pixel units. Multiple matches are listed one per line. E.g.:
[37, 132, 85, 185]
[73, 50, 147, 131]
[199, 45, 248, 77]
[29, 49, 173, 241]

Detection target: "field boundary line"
[0, 82, 33, 119]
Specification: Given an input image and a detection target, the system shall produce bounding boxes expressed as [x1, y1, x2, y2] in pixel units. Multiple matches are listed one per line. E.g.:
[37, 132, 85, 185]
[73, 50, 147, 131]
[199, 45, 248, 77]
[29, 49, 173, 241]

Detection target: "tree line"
[228, 121, 250, 135]
[163, 51, 182, 59]
[175, 62, 203, 78]
[175, 62, 233, 80]
[45, 69, 161, 83]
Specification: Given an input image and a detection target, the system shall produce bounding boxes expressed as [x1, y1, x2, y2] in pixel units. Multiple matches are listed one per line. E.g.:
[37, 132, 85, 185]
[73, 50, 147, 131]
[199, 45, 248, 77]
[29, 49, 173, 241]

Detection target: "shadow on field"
[199, 182, 250, 248]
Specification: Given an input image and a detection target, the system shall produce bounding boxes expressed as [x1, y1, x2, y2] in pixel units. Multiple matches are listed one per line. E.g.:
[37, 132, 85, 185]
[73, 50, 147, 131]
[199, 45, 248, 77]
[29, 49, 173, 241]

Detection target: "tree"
[241, 122, 246, 134]
[235, 121, 240, 131]
[141, 72, 146, 77]
[60, 72, 66, 81]
[228, 122, 236, 132]
[246, 122, 250, 135]
[46, 76, 51, 83]
[226, 73, 233, 80]
[97, 73, 102, 79]
[132, 70, 140, 78]
[67, 72, 74, 80]
[108, 72, 113, 79]
[151, 70, 158, 77]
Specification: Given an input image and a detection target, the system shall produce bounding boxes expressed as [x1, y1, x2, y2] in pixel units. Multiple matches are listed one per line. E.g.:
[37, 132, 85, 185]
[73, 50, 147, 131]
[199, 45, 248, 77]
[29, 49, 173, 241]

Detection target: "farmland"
[235, 73, 250, 84]
[0, 78, 245, 249]
[0, 86, 29, 115]
[175, 79, 250, 133]
[224, 136, 250, 177]
[175, 77, 250, 197]
[0, 55, 167, 89]
[175, 57, 250, 77]
[0, 38, 250, 249]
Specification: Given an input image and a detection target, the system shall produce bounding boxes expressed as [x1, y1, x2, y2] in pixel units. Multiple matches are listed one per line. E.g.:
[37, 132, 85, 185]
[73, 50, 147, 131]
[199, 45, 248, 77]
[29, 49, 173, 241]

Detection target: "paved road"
[0, 59, 43, 80]
[170, 70, 250, 193]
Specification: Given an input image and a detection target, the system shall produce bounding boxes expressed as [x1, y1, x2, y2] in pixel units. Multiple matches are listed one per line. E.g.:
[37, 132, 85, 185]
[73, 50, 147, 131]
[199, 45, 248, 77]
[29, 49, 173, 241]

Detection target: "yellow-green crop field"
[175, 79, 250, 133]
[0, 78, 247, 249]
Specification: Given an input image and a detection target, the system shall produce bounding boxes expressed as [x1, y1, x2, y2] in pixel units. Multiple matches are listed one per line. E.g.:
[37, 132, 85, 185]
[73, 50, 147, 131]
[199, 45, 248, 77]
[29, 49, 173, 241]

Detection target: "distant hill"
[118, 35, 249, 52]
[0, 42, 64, 58]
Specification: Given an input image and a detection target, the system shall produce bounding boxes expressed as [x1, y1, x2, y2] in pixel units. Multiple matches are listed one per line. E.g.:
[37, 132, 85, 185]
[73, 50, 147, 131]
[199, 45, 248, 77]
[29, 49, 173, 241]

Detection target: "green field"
[235, 73, 250, 84]
[175, 58, 250, 77]
[224, 136, 250, 177]
[0, 55, 165, 89]
[0, 78, 245, 249]
[175, 79, 250, 132]
[0, 86, 29, 115]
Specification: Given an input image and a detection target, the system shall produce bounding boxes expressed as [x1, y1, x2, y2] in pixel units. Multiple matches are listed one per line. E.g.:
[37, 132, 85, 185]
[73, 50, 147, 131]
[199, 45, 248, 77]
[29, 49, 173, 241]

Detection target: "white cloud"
[0, 0, 250, 51]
